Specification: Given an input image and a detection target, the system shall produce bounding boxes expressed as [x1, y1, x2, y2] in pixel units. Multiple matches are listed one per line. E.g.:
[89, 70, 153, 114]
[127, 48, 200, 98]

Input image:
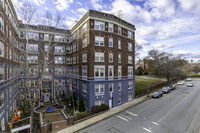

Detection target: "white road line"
[126, 111, 138, 116]
[143, 127, 152, 133]
[152, 121, 159, 126]
[117, 115, 129, 121]
[120, 114, 132, 120]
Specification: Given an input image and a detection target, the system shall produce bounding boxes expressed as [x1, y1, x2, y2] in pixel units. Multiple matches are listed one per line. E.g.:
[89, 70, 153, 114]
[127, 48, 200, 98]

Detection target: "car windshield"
[153, 92, 159, 95]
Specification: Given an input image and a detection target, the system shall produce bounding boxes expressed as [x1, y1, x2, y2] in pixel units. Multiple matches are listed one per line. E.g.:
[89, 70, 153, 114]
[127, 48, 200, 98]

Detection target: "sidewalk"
[57, 96, 149, 133]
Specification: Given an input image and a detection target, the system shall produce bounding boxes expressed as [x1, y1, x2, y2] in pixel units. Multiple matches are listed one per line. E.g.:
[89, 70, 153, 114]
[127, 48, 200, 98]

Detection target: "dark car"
[152, 91, 162, 98]
[161, 87, 170, 94]
[158, 91, 163, 97]
[169, 85, 176, 90]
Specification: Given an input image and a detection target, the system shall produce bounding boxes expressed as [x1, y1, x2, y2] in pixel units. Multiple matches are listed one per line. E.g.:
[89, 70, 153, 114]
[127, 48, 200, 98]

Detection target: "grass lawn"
[135, 78, 164, 96]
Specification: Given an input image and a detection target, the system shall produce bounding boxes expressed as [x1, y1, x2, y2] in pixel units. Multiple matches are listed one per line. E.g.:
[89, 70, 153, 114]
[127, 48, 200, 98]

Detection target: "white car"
[186, 78, 192, 82]
[177, 81, 184, 85]
[187, 82, 193, 87]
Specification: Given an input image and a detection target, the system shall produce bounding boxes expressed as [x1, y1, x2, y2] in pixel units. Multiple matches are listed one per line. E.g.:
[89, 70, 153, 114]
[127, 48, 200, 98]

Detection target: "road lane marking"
[152, 122, 159, 126]
[158, 93, 189, 123]
[143, 127, 152, 133]
[117, 115, 128, 121]
[120, 114, 132, 120]
[126, 111, 138, 116]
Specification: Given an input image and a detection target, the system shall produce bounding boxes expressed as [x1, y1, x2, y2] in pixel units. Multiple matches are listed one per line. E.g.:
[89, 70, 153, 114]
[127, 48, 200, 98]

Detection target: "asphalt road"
[78, 78, 200, 133]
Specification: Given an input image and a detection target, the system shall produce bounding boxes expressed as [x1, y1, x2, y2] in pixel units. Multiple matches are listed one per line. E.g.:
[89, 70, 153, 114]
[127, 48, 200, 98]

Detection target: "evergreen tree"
[79, 96, 86, 112]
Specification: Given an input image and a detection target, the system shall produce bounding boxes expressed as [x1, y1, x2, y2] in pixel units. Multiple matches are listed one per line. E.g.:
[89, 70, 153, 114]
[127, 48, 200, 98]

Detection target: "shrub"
[79, 96, 86, 112]
[91, 104, 109, 114]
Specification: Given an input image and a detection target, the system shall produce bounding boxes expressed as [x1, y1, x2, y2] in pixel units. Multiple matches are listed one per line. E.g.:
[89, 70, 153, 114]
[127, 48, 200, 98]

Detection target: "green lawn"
[135, 78, 164, 96]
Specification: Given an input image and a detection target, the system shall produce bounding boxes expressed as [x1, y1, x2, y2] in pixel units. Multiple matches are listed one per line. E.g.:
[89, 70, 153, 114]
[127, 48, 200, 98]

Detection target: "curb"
[57, 96, 149, 133]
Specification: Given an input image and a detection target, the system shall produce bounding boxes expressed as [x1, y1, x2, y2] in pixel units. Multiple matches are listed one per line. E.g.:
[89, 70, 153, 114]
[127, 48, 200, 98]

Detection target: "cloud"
[91, 0, 103, 10]
[77, 8, 88, 15]
[177, 0, 200, 14]
[76, 1, 82, 6]
[54, 0, 73, 11]
[64, 16, 77, 28]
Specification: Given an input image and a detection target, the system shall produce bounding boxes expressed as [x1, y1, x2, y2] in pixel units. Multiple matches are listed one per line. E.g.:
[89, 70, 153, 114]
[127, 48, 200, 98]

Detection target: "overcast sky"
[12, 0, 200, 62]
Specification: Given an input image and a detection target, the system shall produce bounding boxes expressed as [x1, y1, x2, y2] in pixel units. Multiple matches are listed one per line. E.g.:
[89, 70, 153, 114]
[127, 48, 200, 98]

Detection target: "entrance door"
[109, 98, 112, 108]
[44, 93, 50, 102]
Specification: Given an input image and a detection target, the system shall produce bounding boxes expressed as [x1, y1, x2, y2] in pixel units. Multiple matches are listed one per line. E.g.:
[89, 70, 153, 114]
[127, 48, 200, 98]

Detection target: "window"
[82, 66, 87, 77]
[95, 36, 104, 46]
[54, 79, 65, 87]
[128, 94, 132, 101]
[118, 54, 121, 63]
[29, 80, 38, 87]
[82, 38, 87, 48]
[95, 84, 105, 94]
[66, 57, 70, 64]
[118, 26, 121, 35]
[82, 23, 87, 33]
[55, 67, 65, 75]
[28, 32, 38, 40]
[29, 67, 38, 75]
[108, 66, 114, 77]
[109, 53, 113, 62]
[94, 65, 105, 77]
[118, 97, 121, 104]
[44, 34, 49, 41]
[128, 81, 133, 89]
[27, 56, 38, 63]
[19, 43, 25, 50]
[128, 56, 132, 64]
[95, 52, 104, 62]
[0, 41, 4, 57]
[54, 35, 65, 42]
[109, 83, 113, 92]
[95, 100, 104, 106]
[118, 66, 122, 77]
[82, 53, 87, 62]
[9, 49, 12, 60]
[95, 20, 104, 31]
[0, 16, 4, 32]
[109, 38, 113, 47]
[27, 44, 38, 52]
[82, 83, 87, 93]
[0, 66, 5, 82]
[0, 92, 4, 108]
[128, 31, 132, 38]
[77, 42, 79, 50]
[118, 83, 121, 91]
[73, 56, 76, 64]
[55, 46, 65, 53]
[73, 43, 76, 52]
[108, 23, 113, 32]
[55, 57, 65, 64]
[128, 66, 133, 76]
[118, 40, 121, 49]
[66, 46, 70, 53]
[44, 45, 48, 52]
[128, 43, 132, 51]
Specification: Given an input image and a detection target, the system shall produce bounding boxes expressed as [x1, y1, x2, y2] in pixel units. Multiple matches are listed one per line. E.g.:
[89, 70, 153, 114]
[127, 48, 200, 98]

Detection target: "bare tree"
[146, 49, 187, 82]
[115, 10, 126, 20]
[17, 2, 37, 133]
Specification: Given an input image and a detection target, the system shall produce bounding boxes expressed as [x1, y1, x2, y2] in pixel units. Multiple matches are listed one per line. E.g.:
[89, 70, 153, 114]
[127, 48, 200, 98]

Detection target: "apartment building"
[0, 0, 135, 130]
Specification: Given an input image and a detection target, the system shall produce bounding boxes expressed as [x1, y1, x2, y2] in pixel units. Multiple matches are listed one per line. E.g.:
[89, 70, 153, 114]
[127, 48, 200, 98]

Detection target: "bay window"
[94, 65, 105, 77]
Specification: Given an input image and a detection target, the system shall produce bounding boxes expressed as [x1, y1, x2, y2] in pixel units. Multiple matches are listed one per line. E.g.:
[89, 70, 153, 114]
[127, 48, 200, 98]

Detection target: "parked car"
[177, 81, 184, 85]
[169, 85, 176, 90]
[158, 91, 163, 97]
[187, 82, 193, 87]
[161, 87, 170, 94]
[186, 78, 192, 82]
[152, 91, 162, 98]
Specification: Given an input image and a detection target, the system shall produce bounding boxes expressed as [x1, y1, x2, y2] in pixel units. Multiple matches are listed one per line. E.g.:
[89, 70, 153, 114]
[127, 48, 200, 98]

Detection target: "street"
[78, 78, 200, 133]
